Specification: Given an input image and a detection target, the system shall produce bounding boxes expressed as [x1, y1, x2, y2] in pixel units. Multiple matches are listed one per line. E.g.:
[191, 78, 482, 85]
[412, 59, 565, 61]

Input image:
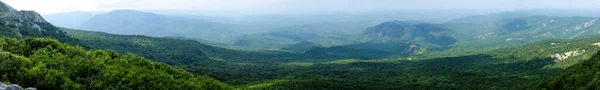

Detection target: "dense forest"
[0, 37, 233, 89]
[531, 50, 600, 89]
[6, 0, 600, 89]
[63, 28, 600, 89]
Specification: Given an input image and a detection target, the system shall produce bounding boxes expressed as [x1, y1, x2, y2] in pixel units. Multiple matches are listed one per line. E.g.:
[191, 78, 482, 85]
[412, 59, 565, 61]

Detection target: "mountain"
[222, 10, 496, 50]
[0, 1, 79, 44]
[8, 0, 600, 89]
[448, 12, 531, 24]
[78, 10, 238, 42]
[0, 1, 234, 89]
[43, 11, 103, 28]
[230, 21, 374, 50]
[531, 51, 600, 89]
[364, 21, 457, 46]
[447, 15, 600, 46]
[0, 1, 16, 12]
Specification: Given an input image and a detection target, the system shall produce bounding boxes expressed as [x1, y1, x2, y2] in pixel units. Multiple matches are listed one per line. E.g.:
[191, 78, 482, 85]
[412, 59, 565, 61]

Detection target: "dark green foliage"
[340, 42, 426, 55]
[243, 55, 559, 90]
[302, 46, 393, 60]
[281, 41, 323, 52]
[58, 12, 600, 89]
[63, 29, 337, 85]
[266, 32, 320, 41]
[64, 27, 596, 89]
[0, 37, 234, 89]
[63, 28, 214, 65]
[502, 19, 531, 32]
[530, 51, 600, 89]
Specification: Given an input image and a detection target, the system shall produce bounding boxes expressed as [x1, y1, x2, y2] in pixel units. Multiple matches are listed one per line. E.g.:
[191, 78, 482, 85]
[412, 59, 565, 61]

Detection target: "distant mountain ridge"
[0, 1, 234, 89]
[364, 20, 457, 45]
[43, 11, 103, 28]
[78, 10, 238, 42]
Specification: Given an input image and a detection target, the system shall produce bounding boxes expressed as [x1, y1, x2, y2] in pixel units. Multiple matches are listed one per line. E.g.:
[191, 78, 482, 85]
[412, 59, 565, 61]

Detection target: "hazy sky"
[3, 0, 600, 14]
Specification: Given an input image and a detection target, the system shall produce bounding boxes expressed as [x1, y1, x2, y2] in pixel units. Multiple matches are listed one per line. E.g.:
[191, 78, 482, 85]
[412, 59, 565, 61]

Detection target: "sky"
[2, 0, 600, 14]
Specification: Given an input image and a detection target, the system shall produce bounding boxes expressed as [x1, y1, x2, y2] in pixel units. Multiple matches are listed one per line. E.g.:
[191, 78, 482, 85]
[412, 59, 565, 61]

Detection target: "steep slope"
[78, 10, 237, 42]
[0, 1, 16, 12]
[0, 1, 78, 44]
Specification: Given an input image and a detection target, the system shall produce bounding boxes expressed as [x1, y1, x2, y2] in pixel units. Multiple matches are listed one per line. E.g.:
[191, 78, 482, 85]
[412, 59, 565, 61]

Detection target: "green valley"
[4, 0, 600, 90]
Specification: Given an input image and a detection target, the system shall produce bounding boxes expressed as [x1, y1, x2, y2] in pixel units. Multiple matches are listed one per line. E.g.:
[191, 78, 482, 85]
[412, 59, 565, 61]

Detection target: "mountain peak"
[0, 1, 47, 23]
[0, 0, 71, 41]
[0, 1, 17, 12]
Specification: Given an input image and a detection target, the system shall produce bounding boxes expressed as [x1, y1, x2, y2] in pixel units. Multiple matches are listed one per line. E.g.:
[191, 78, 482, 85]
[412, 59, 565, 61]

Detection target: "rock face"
[0, 1, 17, 12]
[550, 50, 586, 62]
[0, 82, 36, 90]
[1, 11, 48, 23]
[403, 44, 424, 54]
[0, 1, 71, 40]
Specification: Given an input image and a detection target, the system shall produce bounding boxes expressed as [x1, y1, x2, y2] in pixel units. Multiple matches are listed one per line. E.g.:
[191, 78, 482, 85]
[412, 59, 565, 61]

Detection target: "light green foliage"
[0, 37, 234, 90]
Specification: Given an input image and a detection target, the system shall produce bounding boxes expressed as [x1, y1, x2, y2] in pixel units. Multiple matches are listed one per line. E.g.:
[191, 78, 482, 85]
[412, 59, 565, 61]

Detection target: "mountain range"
[4, 0, 600, 89]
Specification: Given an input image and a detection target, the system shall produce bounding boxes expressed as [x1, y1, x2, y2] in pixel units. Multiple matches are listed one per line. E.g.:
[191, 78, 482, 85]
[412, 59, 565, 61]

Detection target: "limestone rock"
[0, 82, 36, 90]
[0, 1, 17, 12]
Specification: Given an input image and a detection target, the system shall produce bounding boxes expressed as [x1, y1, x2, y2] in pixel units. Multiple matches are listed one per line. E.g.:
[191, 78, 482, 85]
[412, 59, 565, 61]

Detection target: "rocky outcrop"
[0, 1, 69, 39]
[0, 1, 17, 12]
[0, 11, 48, 23]
[550, 50, 586, 61]
[0, 82, 36, 90]
[583, 19, 597, 28]
[402, 44, 424, 54]
[593, 42, 600, 47]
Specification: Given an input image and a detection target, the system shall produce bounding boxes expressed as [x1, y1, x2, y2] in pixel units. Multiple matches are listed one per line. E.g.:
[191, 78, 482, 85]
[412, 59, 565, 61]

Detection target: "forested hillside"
[0, 2, 235, 89]
[531, 51, 600, 89]
[6, 0, 600, 89]
[63, 28, 400, 85]
[0, 37, 233, 89]
[61, 11, 600, 89]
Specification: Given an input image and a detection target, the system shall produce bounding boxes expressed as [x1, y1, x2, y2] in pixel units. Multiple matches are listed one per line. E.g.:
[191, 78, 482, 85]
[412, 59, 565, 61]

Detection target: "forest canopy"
[0, 37, 234, 90]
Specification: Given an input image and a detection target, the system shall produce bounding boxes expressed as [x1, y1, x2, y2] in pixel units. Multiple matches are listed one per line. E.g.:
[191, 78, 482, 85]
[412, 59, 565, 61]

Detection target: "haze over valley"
[2, 0, 600, 89]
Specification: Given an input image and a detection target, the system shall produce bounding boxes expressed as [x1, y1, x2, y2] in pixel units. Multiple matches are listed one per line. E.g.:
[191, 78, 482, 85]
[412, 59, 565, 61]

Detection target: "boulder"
[0, 82, 36, 90]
